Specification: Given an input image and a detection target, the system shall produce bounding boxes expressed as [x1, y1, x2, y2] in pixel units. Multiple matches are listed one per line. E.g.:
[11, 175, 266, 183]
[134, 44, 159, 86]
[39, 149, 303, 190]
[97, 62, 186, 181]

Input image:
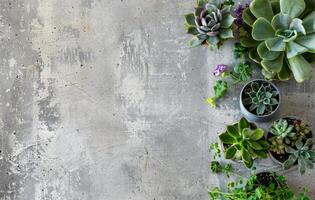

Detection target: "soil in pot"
[241, 80, 280, 116]
[267, 117, 313, 164]
[246, 172, 286, 192]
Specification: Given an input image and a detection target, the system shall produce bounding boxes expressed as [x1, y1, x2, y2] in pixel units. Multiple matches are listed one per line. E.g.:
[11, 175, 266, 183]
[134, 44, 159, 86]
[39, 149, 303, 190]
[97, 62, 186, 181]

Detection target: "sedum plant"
[243, 82, 279, 115]
[269, 137, 287, 154]
[284, 138, 315, 174]
[219, 117, 269, 168]
[241, 0, 315, 82]
[294, 120, 312, 141]
[184, 0, 235, 49]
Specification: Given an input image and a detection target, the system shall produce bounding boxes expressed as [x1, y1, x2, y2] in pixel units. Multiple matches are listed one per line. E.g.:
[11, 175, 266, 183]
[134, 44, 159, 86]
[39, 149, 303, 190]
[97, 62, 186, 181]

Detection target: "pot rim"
[240, 79, 281, 118]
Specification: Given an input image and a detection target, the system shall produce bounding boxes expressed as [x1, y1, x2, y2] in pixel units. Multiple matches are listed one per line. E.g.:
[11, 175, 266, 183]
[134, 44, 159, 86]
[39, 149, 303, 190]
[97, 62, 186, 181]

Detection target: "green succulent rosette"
[241, 0, 315, 82]
[184, 0, 235, 49]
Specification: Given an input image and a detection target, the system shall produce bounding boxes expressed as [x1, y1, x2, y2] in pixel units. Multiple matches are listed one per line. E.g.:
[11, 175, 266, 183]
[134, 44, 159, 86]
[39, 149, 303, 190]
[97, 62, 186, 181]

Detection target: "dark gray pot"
[240, 79, 280, 122]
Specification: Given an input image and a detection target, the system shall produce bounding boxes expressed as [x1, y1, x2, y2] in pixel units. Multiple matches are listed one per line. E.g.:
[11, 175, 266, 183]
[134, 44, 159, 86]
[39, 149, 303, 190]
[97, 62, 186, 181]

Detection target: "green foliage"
[206, 80, 228, 107]
[243, 81, 279, 115]
[294, 120, 312, 141]
[269, 137, 287, 154]
[210, 161, 233, 177]
[184, 0, 235, 49]
[208, 172, 310, 199]
[232, 62, 252, 82]
[241, 0, 315, 82]
[284, 138, 315, 174]
[209, 142, 221, 160]
[233, 42, 248, 59]
[219, 117, 269, 168]
[270, 119, 296, 139]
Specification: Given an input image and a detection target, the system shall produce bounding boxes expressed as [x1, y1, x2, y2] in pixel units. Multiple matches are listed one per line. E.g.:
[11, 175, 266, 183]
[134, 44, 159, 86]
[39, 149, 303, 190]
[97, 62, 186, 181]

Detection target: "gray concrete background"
[0, 0, 314, 199]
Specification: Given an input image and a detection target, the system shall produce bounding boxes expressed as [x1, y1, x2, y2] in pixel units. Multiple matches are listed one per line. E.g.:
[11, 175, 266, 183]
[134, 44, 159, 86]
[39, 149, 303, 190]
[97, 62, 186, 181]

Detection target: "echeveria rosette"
[241, 0, 315, 83]
[184, 0, 235, 49]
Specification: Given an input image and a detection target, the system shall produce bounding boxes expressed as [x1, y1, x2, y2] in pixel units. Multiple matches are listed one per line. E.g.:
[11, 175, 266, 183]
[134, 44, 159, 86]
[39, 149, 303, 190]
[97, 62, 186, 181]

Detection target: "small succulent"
[243, 82, 279, 115]
[269, 119, 296, 145]
[284, 138, 315, 174]
[294, 120, 312, 141]
[219, 117, 269, 168]
[240, 0, 315, 82]
[184, 0, 235, 49]
[269, 137, 287, 154]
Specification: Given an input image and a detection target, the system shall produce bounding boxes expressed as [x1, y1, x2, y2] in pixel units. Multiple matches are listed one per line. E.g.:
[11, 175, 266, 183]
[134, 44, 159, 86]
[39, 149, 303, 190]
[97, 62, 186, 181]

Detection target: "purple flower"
[213, 64, 227, 76]
[233, 3, 249, 26]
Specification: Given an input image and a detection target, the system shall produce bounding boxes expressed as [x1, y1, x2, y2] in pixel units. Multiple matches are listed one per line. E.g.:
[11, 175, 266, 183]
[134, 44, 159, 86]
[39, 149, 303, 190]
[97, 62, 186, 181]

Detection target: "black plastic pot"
[240, 79, 280, 122]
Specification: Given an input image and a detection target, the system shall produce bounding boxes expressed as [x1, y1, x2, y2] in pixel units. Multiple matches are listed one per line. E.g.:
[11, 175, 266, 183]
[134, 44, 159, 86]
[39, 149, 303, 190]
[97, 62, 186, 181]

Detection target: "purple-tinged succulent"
[213, 64, 227, 76]
[233, 3, 249, 26]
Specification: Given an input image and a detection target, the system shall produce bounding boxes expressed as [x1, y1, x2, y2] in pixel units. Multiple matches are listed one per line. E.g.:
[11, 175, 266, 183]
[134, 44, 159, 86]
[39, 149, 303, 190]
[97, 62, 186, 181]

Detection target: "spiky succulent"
[284, 138, 315, 174]
[219, 117, 269, 168]
[184, 0, 235, 49]
[241, 0, 315, 82]
[269, 137, 287, 154]
[294, 120, 312, 141]
[243, 81, 279, 115]
[269, 119, 296, 143]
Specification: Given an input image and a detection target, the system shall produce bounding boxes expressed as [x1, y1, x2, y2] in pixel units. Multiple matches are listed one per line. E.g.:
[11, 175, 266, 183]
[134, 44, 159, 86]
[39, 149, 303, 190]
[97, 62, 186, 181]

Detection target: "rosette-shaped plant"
[241, 0, 315, 82]
[184, 0, 235, 49]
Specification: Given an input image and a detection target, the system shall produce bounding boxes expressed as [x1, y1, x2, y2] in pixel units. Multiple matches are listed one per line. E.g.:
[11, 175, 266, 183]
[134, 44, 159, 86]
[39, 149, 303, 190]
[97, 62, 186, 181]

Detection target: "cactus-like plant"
[184, 0, 234, 49]
[241, 0, 315, 82]
[219, 117, 269, 168]
[269, 119, 296, 144]
[243, 82, 279, 115]
[284, 138, 315, 174]
[269, 137, 287, 154]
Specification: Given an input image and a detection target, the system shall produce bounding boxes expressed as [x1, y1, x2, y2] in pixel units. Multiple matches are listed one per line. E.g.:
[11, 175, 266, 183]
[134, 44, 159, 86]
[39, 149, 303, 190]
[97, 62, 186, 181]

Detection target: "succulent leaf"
[271, 13, 291, 31]
[252, 18, 275, 41]
[280, 0, 305, 19]
[261, 53, 284, 73]
[219, 131, 235, 144]
[303, 11, 315, 33]
[288, 54, 313, 82]
[250, 0, 274, 21]
[257, 42, 281, 60]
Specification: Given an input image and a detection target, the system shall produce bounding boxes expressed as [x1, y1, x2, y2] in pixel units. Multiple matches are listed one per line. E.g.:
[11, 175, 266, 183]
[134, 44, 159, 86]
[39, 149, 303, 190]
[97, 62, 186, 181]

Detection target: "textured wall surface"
[0, 0, 314, 199]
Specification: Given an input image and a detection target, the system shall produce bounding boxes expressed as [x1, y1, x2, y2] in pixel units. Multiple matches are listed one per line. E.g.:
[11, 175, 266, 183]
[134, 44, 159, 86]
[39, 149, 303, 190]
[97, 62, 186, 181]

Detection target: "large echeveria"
[184, 0, 234, 49]
[241, 0, 315, 82]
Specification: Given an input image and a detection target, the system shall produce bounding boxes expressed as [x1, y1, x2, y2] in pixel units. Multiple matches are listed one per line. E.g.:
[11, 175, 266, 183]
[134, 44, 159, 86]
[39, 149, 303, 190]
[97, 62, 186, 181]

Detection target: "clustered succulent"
[241, 0, 315, 82]
[294, 120, 312, 141]
[284, 138, 315, 174]
[184, 0, 235, 49]
[242, 81, 279, 115]
[219, 117, 269, 168]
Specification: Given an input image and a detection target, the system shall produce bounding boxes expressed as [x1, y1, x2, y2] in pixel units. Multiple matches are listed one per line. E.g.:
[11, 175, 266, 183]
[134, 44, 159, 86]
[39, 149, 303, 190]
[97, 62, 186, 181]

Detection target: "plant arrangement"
[219, 117, 269, 168]
[267, 117, 314, 174]
[241, 0, 315, 82]
[209, 172, 310, 199]
[240, 79, 280, 122]
[184, 0, 235, 49]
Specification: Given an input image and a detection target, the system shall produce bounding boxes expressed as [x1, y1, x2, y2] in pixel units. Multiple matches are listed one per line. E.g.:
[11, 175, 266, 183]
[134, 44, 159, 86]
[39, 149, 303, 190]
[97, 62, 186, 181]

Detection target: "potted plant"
[240, 79, 280, 122]
[209, 171, 310, 199]
[219, 117, 269, 168]
[267, 117, 315, 174]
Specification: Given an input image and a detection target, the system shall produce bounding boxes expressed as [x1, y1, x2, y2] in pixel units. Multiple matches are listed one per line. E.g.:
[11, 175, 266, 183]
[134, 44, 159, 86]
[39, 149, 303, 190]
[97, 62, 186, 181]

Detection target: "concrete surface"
[0, 0, 314, 199]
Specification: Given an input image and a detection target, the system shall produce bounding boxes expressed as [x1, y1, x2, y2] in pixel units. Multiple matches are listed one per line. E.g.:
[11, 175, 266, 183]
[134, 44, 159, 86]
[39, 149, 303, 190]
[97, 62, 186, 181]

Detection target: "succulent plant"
[269, 137, 287, 154]
[284, 138, 315, 174]
[241, 0, 315, 82]
[294, 120, 312, 141]
[269, 119, 296, 145]
[184, 0, 235, 49]
[219, 117, 269, 168]
[243, 82, 279, 115]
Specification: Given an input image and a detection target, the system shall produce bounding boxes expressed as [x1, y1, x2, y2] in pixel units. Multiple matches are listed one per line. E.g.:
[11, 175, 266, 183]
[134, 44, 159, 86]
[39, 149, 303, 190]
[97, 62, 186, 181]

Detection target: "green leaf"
[219, 132, 235, 144]
[288, 54, 313, 82]
[225, 145, 237, 159]
[207, 36, 220, 46]
[290, 18, 306, 35]
[250, 128, 265, 140]
[227, 125, 240, 138]
[271, 13, 291, 31]
[257, 42, 281, 60]
[277, 58, 291, 80]
[184, 13, 196, 26]
[238, 117, 249, 131]
[261, 52, 284, 73]
[304, 52, 315, 63]
[298, 158, 306, 174]
[249, 49, 261, 63]
[242, 148, 253, 168]
[189, 36, 204, 47]
[243, 7, 256, 26]
[287, 41, 308, 58]
[295, 33, 315, 52]
[221, 14, 234, 28]
[221, 5, 232, 17]
[185, 25, 199, 35]
[240, 37, 259, 48]
[219, 29, 234, 39]
[213, 80, 228, 98]
[258, 140, 270, 149]
[250, 0, 274, 21]
[303, 11, 315, 34]
[265, 37, 285, 51]
[262, 68, 276, 79]
[284, 154, 298, 169]
[197, 0, 207, 7]
[253, 149, 268, 158]
[252, 18, 275, 41]
[280, 0, 305, 19]
[248, 141, 263, 150]
[195, 7, 203, 17]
